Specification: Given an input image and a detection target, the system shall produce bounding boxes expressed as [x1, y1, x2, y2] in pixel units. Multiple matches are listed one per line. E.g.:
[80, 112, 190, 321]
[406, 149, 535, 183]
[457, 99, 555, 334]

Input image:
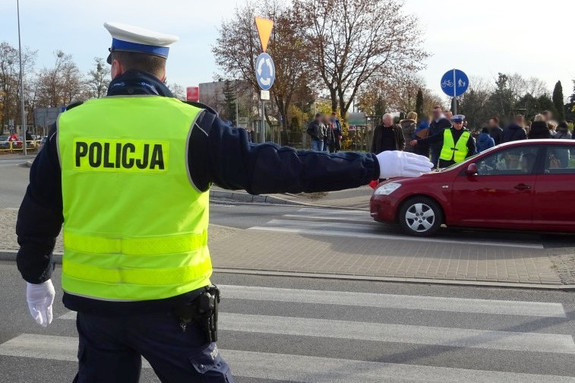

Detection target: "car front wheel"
[398, 197, 443, 236]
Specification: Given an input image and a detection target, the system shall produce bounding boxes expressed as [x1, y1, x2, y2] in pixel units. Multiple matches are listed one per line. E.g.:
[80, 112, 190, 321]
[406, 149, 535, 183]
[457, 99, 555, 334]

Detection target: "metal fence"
[0, 140, 41, 153]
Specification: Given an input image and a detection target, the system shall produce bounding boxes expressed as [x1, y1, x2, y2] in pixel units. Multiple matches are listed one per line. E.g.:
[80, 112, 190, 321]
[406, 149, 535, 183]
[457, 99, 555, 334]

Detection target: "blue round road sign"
[441, 69, 469, 97]
[255, 53, 275, 91]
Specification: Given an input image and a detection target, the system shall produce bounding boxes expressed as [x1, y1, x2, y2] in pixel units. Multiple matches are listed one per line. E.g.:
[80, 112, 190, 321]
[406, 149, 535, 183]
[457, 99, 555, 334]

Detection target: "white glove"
[26, 280, 55, 327]
[376, 151, 433, 179]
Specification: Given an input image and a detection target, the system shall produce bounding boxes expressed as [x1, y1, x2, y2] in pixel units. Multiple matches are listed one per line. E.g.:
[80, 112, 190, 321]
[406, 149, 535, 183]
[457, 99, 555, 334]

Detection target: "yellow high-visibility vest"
[440, 129, 471, 163]
[58, 96, 212, 301]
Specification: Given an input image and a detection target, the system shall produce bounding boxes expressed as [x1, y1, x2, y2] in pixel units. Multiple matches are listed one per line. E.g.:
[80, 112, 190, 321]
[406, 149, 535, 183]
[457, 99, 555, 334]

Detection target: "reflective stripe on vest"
[440, 129, 470, 163]
[58, 96, 211, 301]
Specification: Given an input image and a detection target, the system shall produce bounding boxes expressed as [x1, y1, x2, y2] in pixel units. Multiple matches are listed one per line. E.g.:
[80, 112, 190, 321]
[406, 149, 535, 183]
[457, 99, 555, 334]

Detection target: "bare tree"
[85, 57, 110, 99]
[507, 73, 549, 100]
[35, 50, 83, 108]
[167, 83, 186, 100]
[0, 42, 36, 132]
[294, 0, 428, 118]
[357, 74, 441, 118]
[213, 0, 313, 130]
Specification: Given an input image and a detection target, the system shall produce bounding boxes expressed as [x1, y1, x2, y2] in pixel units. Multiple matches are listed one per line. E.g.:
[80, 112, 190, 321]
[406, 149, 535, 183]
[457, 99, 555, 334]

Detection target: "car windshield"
[439, 152, 481, 172]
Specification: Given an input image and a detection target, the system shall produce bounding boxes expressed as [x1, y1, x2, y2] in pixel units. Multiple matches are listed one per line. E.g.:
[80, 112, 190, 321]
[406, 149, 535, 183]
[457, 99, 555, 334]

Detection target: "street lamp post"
[17, 0, 27, 155]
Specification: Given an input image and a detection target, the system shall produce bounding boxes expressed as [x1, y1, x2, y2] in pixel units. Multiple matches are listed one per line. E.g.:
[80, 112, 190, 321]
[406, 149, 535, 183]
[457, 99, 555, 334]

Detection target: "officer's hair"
[112, 51, 166, 78]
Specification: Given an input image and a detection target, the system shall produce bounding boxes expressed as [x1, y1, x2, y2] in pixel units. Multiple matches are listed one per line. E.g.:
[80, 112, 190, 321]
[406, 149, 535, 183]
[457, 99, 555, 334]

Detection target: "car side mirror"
[466, 163, 477, 176]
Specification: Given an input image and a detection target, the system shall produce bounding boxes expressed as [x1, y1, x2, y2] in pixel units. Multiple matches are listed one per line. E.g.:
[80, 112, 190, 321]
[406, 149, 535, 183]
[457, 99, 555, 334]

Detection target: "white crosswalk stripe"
[248, 208, 544, 249]
[3, 334, 575, 383]
[2, 284, 573, 382]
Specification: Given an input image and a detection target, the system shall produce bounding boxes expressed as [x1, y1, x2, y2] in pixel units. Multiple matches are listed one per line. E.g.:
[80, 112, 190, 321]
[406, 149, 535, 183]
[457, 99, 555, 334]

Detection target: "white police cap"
[104, 22, 179, 64]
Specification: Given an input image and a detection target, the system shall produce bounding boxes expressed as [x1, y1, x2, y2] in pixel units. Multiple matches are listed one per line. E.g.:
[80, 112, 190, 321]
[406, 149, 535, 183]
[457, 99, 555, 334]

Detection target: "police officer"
[411, 114, 476, 168]
[17, 22, 433, 383]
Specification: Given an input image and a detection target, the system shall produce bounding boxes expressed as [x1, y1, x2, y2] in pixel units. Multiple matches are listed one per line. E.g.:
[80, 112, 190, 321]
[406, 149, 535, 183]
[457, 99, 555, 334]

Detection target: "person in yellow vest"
[16, 22, 433, 383]
[410, 114, 476, 168]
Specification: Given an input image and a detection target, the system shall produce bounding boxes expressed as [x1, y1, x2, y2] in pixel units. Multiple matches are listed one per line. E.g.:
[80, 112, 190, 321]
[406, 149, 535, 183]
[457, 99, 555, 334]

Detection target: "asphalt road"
[1, 263, 574, 382]
[0, 159, 29, 208]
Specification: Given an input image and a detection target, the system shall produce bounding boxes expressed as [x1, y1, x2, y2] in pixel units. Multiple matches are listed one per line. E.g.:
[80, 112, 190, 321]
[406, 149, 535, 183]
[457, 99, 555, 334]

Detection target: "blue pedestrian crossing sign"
[441, 69, 469, 97]
[255, 53, 275, 91]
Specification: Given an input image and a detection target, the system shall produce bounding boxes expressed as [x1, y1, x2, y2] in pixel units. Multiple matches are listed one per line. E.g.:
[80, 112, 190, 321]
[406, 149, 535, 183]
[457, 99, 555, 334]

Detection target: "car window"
[544, 146, 575, 174]
[475, 146, 540, 176]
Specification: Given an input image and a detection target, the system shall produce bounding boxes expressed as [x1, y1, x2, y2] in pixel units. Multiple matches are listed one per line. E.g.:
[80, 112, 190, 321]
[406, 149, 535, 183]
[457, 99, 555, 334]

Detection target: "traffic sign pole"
[452, 69, 457, 114]
[254, 17, 274, 143]
[441, 69, 469, 115]
[260, 101, 265, 143]
[254, 52, 275, 143]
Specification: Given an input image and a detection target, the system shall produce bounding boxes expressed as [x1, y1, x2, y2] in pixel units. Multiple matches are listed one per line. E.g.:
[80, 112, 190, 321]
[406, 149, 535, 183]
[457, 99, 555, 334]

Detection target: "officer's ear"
[111, 59, 124, 80]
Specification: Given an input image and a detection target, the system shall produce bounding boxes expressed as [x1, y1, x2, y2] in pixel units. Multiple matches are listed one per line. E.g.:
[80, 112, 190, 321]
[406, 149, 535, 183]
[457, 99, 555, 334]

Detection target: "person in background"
[501, 115, 527, 143]
[555, 121, 572, 139]
[444, 110, 453, 121]
[307, 113, 325, 151]
[488, 117, 503, 145]
[528, 114, 551, 139]
[413, 116, 430, 157]
[411, 114, 476, 168]
[548, 120, 558, 137]
[542, 110, 553, 122]
[322, 114, 334, 153]
[477, 127, 496, 152]
[400, 111, 418, 153]
[428, 106, 451, 166]
[371, 113, 405, 154]
[329, 112, 343, 153]
[8, 131, 19, 141]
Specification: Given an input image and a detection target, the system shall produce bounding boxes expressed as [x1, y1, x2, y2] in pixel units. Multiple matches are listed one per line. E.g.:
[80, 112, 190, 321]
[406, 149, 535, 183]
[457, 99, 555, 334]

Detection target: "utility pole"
[17, 0, 27, 155]
[235, 83, 239, 127]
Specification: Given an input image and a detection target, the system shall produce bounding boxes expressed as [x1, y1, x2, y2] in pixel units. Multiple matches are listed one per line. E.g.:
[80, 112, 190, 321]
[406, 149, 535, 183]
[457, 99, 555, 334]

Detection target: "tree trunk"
[329, 88, 337, 114]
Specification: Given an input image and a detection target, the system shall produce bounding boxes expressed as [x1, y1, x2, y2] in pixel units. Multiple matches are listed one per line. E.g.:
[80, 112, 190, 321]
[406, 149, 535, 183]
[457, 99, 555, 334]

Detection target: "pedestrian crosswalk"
[248, 207, 544, 249]
[1, 283, 574, 382]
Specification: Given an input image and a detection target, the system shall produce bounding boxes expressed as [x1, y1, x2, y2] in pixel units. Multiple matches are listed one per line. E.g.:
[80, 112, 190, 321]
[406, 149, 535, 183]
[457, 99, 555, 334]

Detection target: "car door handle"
[514, 183, 531, 191]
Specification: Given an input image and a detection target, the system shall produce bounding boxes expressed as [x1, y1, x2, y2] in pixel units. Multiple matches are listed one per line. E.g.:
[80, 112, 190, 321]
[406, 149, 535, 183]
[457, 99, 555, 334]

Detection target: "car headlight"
[374, 182, 402, 196]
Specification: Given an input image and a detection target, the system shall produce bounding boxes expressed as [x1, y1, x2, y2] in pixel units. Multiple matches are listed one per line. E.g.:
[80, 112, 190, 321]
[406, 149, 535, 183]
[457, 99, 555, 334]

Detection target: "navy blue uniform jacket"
[17, 71, 379, 314]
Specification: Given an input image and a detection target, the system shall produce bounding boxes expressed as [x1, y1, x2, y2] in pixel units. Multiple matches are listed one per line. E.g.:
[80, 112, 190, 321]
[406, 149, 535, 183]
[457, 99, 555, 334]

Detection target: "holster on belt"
[173, 285, 220, 342]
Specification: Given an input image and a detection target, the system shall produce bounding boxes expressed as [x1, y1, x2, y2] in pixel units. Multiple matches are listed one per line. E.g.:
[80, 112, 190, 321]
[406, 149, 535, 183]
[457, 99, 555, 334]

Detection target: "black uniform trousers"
[73, 310, 234, 383]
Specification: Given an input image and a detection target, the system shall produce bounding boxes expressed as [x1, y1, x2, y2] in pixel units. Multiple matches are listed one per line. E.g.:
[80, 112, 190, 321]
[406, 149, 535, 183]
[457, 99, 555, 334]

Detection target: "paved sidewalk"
[209, 228, 571, 288]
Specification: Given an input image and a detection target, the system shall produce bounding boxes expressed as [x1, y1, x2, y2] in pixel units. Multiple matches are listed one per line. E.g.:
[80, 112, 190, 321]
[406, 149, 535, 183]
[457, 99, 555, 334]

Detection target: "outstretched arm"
[188, 112, 379, 194]
[188, 111, 433, 194]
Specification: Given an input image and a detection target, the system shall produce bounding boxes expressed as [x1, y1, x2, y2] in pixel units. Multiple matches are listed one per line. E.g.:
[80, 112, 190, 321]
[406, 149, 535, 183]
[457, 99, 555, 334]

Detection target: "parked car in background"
[370, 140, 575, 236]
[0, 135, 10, 150]
[1, 135, 23, 149]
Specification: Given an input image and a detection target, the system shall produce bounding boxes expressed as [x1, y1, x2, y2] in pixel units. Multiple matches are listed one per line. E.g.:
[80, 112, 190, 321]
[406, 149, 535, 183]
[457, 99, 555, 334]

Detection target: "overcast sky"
[1, 0, 574, 102]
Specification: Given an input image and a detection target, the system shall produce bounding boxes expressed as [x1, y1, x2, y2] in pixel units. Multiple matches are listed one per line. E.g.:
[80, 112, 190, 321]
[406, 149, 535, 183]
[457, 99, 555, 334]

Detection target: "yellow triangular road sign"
[255, 17, 274, 52]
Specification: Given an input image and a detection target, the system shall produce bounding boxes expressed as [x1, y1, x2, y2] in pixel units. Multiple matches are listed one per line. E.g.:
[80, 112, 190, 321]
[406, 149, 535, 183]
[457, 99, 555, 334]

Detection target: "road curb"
[209, 189, 304, 206]
[212, 268, 575, 291]
[2, 250, 573, 291]
[210, 189, 368, 210]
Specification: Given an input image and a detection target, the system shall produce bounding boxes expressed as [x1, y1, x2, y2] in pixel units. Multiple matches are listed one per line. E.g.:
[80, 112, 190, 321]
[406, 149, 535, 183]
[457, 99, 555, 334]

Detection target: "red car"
[370, 139, 575, 236]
